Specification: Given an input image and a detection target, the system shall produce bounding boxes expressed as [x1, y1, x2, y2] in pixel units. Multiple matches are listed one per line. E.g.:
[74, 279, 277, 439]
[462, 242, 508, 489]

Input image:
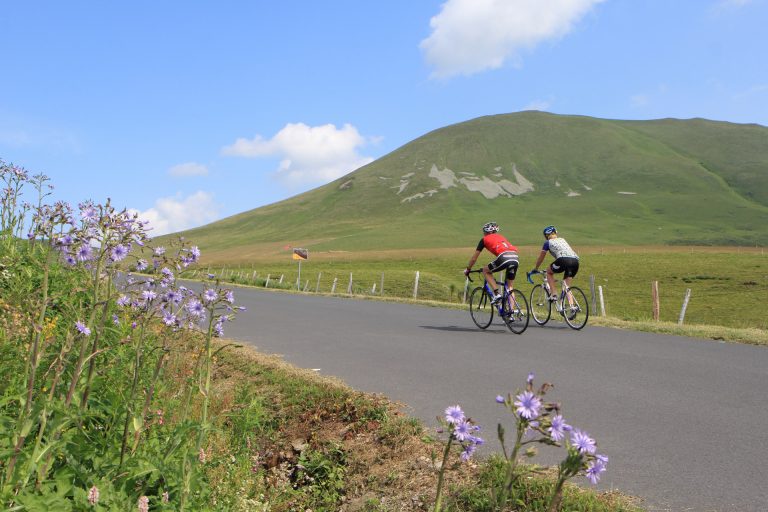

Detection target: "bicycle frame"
[526, 269, 589, 330]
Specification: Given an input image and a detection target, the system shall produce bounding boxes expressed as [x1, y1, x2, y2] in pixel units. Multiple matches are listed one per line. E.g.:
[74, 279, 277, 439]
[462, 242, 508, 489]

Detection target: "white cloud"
[420, 0, 606, 79]
[132, 191, 220, 236]
[222, 122, 375, 186]
[717, 0, 753, 7]
[523, 99, 552, 111]
[169, 162, 208, 177]
[630, 94, 650, 107]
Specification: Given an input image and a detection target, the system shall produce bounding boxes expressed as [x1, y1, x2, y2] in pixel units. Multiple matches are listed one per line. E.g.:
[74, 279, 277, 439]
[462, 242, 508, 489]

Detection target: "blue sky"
[2, 0, 766, 234]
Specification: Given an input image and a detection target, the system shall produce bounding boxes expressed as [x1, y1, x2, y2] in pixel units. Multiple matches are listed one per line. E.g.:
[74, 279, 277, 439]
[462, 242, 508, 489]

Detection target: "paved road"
[221, 287, 768, 512]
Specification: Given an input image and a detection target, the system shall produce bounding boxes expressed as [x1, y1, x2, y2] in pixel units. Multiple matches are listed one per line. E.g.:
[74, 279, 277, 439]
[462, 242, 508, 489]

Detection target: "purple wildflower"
[154, 246, 165, 256]
[162, 311, 177, 327]
[444, 405, 465, 424]
[514, 391, 541, 420]
[81, 205, 97, 222]
[65, 255, 77, 266]
[214, 321, 224, 337]
[75, 321, 91, 336]
[117, 295, 130, 307]
[586, 457, 607, 484]
[571, 430, 597, 455]
[190, 245, 201, 260]
[136, 259, 148, 271]
[225, 290, 235, 303]
[142, 290, 157, 302]
[203, 289, 217, 303]
[460, 443, 477, 462]
[187, 299, 205, 318]
[527, 372, 535, 384]
[495, 395, 505, 404]
[76, 244, 92, 262]
[112, 314, 120, 325]
[111, 244, 128, 261]
[453, 420, 473, 442]
[549, 414, 569, 442]
[165, 290, 182, 304]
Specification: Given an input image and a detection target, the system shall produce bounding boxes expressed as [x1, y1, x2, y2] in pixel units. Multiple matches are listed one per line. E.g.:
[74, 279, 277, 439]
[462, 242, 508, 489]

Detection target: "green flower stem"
[433, 434, 454, 512]
[196, 315, 216, 454]
[3, 248, 50, 489]
[119, 321, 147, 467]
[495, 421, 525, 509]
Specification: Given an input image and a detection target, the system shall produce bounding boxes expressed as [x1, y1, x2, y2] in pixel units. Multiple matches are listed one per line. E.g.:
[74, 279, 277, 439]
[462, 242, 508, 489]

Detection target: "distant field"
[191, 246, 767, 331]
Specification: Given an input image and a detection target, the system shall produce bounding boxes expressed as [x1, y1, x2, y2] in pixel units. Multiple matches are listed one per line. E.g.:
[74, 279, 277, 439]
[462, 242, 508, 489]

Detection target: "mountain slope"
[176, 112, 768, 254]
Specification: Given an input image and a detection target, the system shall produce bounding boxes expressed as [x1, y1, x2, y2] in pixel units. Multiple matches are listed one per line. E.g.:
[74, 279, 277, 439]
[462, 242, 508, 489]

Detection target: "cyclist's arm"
[466, 249, 482, 270]
[533, 250, 547, 270]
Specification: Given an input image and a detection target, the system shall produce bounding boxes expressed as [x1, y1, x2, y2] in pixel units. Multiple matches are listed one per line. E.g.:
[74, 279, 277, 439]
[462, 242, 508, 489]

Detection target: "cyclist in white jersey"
[531, 225, 579, 301]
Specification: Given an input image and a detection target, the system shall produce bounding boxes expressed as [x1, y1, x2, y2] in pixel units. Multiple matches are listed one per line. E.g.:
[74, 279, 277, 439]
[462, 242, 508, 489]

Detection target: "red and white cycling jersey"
[477, 233, 518, 256]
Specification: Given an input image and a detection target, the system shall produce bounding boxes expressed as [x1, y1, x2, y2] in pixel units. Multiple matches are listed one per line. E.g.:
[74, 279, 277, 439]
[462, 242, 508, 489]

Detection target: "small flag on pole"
[292, 248, 308, 260]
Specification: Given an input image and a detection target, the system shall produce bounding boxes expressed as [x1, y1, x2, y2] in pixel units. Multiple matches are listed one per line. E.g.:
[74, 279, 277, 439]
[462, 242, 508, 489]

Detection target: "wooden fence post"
[589, 275, 597, 314]
[279, 274, 284, 284]
[347, 273, 353, 294]
[463, 277, 469, 304]
[598, 286, 606, 317]
[265, 274, 271, 288]
[413, 271, 420, 299]
[331, 277, 338, 294]
[303, 280, 309, 292]
[678, 289, 692, 325]
[315, 272, 322, 293]
[371, 282, 376, 294]
[380, 272, 385, 296]
[652, 281, 660, 321]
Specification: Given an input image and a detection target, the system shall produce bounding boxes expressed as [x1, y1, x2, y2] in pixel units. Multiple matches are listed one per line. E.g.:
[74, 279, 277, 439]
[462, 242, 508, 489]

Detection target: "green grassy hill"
[175, 112, 768, 254]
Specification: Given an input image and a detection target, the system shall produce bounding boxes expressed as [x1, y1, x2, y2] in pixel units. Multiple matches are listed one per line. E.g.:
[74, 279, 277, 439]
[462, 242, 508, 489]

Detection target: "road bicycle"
[526, 270, 589, 330]
[467, 269, 529, 334]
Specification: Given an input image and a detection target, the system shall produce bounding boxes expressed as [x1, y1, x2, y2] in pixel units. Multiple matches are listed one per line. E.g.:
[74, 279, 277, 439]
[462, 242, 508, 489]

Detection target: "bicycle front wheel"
[562, 286, 589, 330]
[529, 284, 551, 325]
[469, 286, 493, 329]
[502, 289, 529, 334]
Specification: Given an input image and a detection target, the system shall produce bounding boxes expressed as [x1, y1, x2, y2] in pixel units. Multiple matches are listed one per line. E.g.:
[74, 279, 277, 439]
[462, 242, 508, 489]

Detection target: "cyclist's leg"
[481, 265, 499, 295]
[505, 260, 519, 292]
[546, 264, 559, 299]
[563, 259, 579, 305]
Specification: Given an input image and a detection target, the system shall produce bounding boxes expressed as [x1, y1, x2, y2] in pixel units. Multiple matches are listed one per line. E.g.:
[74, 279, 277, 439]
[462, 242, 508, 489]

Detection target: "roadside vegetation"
[0, 161, 645, 510]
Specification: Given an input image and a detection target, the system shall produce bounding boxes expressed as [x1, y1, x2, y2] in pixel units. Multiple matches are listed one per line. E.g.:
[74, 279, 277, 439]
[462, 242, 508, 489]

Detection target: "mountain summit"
[177, 112, 768, 255]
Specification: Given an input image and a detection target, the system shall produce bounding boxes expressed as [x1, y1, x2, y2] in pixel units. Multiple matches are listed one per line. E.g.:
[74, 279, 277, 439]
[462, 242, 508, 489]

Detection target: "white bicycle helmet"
[483, 222, 499, 234]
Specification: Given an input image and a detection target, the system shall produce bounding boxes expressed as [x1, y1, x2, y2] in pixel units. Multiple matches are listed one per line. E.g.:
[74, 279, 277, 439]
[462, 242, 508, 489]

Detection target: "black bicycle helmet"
[483, 222, 499, 234]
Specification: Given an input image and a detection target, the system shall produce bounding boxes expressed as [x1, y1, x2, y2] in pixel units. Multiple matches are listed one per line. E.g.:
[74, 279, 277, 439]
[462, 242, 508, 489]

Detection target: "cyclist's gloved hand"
[526, 270, 535, 284]
[463, 268, 471, 277]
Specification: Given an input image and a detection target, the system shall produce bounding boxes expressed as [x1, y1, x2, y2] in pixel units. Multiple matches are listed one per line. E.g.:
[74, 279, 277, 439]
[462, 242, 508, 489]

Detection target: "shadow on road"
[420, 325, 509, 333]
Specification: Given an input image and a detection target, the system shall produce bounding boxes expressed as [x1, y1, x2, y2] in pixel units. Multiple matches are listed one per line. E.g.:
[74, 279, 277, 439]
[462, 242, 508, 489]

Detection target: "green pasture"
[196, 247, 768, 332]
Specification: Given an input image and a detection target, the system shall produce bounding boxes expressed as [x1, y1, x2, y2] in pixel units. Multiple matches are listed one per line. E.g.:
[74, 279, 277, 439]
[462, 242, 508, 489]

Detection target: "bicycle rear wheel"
[529, 284, 551, 325]
[562, 286, 589, 330]
[469, 286, 493, 329]
[502, 289, 529, 334]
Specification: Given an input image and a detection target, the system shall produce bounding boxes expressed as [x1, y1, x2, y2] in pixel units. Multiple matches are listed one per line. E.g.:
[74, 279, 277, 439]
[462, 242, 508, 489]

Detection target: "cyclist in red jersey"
[464, 222, 520, 304]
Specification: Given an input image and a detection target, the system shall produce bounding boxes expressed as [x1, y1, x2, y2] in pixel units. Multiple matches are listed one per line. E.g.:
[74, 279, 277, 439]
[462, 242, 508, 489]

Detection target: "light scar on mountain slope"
[400, 164, 536, 202]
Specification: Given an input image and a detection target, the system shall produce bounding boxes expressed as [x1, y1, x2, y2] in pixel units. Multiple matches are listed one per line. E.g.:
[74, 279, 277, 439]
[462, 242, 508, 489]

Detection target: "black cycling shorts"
[550, 257, 579, 279]
[488, 251, 519, 281]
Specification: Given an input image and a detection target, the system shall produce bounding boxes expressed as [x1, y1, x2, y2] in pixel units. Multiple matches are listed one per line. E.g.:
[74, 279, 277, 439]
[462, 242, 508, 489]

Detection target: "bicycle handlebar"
[526, 269, 544, 284]
[464, 268, 483, 282]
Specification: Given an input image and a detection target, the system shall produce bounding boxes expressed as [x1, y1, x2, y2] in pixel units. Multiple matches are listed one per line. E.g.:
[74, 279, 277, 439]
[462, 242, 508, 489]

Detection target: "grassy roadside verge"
[192, 336, 645, 511]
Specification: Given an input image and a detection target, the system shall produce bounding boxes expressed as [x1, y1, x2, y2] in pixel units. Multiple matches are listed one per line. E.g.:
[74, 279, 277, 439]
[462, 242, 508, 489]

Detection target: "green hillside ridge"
[176, 112, 768, 252]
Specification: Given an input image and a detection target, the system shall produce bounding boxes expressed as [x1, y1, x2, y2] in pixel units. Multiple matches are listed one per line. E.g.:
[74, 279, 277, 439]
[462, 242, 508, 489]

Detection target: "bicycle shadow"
[420, 325, 510, 334]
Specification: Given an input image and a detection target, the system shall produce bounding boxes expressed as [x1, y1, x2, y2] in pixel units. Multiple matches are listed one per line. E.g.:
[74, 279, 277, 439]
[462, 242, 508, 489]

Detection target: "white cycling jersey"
[543, 237, 579, 259]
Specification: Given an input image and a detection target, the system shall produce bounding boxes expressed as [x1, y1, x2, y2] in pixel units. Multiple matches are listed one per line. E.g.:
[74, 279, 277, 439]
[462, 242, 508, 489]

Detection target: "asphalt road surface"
[221, 287, 768, 512]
